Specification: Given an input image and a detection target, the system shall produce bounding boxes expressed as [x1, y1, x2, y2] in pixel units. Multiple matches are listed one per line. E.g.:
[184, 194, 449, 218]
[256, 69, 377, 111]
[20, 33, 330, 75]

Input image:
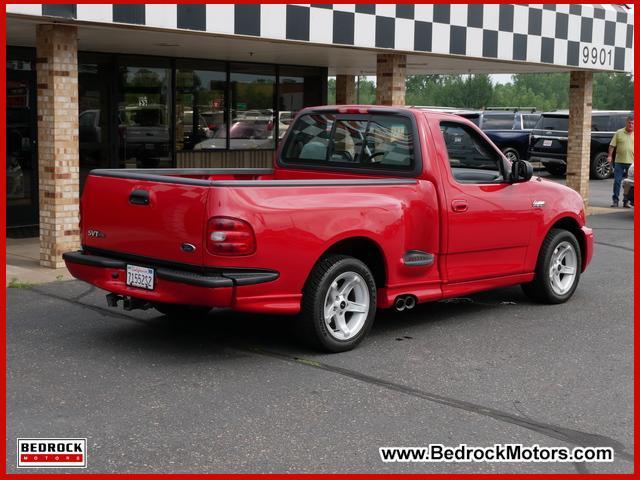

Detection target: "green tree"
[329, 72, 633, 111]
[593, 73, 634, 110]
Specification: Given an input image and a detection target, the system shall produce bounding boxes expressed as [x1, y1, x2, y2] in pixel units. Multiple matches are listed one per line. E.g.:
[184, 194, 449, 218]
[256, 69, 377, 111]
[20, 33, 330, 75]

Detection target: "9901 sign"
[580, 45, 613, 68]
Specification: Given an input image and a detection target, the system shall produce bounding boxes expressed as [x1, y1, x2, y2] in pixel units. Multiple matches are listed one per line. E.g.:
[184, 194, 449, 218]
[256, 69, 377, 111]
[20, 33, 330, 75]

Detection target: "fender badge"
[87, 229, 106, 238]
[532, 200, 546, 208]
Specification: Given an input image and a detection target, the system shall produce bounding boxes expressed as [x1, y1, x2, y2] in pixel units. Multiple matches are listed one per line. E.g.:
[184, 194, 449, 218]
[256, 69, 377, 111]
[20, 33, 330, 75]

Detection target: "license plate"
[543, 139, 553, 147]
[126, 264, 155, 290]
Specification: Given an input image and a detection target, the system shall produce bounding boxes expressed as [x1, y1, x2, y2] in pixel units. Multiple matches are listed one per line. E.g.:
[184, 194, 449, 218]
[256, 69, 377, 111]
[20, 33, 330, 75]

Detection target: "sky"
[491, 74, 514, 85]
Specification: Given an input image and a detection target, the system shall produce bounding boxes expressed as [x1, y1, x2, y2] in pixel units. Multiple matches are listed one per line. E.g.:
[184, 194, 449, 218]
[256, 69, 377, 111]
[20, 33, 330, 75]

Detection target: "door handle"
[129, 189, 150, 205]
[451, 199, 468, 212]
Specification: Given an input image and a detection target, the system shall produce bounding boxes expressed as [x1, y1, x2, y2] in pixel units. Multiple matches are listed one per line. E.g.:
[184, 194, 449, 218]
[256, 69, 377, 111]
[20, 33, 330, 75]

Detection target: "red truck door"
[435, 119, 535, 283]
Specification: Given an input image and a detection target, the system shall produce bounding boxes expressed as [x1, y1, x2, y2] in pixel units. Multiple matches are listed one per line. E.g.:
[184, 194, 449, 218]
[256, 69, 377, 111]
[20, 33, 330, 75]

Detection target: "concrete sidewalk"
[5, 237, 73, 286]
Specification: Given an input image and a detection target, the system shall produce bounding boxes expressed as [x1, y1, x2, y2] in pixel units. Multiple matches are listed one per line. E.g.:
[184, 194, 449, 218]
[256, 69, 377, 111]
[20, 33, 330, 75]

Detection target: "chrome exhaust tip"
[394, 297, 406, 311]
[405, 296, 416, 310]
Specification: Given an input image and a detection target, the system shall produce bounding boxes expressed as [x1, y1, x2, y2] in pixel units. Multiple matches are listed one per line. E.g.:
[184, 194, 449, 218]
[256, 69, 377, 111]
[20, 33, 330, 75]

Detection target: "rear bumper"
[581, 226, 594, 271]
[63, 250, 279, 308]
[529, 152, 567, 166]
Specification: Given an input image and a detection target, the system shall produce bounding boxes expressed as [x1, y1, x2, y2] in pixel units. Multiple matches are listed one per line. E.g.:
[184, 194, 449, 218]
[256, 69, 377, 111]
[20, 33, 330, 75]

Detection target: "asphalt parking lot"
[6, 177, 634, 474]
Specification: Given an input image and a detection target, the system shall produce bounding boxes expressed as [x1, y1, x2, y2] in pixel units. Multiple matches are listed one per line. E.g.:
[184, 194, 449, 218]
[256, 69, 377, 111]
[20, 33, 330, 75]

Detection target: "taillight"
[206, 216, 256, 256]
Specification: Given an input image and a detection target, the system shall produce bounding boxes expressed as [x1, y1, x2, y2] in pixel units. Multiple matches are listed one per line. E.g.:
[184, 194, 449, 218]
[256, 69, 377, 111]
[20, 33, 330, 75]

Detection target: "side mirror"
[510, 159, 533, 183]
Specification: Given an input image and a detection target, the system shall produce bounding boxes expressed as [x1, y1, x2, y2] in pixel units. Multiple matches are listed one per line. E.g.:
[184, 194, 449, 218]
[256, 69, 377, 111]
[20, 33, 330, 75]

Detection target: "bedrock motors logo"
[17, 439, 87, 468]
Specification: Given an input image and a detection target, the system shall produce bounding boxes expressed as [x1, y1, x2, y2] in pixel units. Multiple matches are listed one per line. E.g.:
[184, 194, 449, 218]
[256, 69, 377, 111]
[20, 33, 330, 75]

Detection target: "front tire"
[590, 152, 612, 180]
[300, 255, 377, 352]
[521, 229, 581, 304]
[502, 147, 520, 163]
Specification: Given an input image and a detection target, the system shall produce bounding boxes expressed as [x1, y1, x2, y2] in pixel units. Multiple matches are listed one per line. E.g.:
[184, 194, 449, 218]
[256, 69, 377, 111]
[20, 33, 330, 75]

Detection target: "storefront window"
[79, 54, 112, 188]
[7, 47, 38, 229]
[176, 62, 226, 152]
[227, 64, 276, 150]
[278, 66, 325, 139]
[117, 63, 172, 168]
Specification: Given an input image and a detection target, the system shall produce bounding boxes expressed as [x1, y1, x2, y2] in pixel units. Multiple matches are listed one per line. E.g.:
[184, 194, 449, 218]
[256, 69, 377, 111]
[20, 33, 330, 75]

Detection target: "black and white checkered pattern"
[7, 3, 634, 72]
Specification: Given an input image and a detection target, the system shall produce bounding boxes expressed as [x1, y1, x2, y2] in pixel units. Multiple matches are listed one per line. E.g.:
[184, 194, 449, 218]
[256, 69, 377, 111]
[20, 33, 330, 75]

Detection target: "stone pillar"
[376, 54, 406, 106]
[335, 75, 356, 104]
[566, 71, 593, 208]
[36, 24, 80, 268]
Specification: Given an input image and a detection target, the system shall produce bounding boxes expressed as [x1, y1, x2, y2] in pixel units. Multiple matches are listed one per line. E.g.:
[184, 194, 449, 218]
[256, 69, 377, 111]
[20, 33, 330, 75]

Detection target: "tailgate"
[81, 173, 210, 265]
[530, 136, 567, 154]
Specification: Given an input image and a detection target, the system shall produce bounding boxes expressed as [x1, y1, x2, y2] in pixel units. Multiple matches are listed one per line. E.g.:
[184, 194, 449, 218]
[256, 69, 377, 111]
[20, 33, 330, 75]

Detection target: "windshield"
[534, 115, 569, 132]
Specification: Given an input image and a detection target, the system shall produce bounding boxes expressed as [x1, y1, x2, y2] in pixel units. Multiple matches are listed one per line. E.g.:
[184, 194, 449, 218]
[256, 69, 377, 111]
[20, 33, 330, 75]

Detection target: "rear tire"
[590, 152, 613, 180]
[153, 302, 211, 319]
[521, 229, 581, 304]
[300, 255, 377, 352]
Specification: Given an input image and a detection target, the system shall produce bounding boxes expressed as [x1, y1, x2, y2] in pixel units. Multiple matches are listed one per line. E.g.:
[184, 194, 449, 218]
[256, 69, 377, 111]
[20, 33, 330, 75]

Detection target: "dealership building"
[5, 4, 635, 267]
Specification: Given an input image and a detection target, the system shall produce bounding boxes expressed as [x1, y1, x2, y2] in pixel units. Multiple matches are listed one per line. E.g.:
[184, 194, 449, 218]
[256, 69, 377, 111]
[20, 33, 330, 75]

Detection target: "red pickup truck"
[64, 106, 593, 352]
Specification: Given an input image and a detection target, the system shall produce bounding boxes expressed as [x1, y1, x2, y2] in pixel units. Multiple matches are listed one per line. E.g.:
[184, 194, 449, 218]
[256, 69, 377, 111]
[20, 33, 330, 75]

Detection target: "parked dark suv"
[529, 110, 631, 180]
[456, 108, 540, 162]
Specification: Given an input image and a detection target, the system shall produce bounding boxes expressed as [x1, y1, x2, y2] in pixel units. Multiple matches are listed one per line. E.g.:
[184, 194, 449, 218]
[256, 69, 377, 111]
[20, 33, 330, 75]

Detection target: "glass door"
[6, 66, 38, 228]
[117, 59, 173, 168]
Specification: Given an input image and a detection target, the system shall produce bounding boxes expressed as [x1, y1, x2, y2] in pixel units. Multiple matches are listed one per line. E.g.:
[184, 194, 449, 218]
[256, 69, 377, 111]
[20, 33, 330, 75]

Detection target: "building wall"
[7, 4, 635, 73]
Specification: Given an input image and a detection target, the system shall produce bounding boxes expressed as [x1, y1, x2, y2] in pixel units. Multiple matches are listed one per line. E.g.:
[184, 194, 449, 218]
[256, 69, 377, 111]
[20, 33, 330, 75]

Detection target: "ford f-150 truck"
[64, 106, 593, 352]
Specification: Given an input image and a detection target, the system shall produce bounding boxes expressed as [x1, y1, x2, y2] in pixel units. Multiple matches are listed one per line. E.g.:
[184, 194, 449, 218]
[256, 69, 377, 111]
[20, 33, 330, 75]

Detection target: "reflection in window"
[364, 116, 413, 168]
[79, 57, 112, 188]
[118, 65, 172, 168]
[331, 119, 367, 163]
[283, 113, 414, 171]
[176, 64, 226, 152]
[225, 64, 275, 150]
[278, 66, 325, 140]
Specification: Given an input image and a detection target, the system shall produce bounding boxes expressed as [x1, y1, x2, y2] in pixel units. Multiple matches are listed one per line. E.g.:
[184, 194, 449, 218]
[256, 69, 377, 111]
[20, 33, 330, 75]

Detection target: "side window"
[612, 115, 627, 131]
[522, 114, 540, 130]
[440, 121, 504, 183]
[591, 115, 612, 132]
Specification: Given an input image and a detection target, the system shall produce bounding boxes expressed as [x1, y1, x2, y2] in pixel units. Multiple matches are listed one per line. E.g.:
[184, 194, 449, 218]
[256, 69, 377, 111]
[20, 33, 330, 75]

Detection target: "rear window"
[281, 113, 415, 171]
[534, 115, 568, 132]
[481, 114, 515, 130]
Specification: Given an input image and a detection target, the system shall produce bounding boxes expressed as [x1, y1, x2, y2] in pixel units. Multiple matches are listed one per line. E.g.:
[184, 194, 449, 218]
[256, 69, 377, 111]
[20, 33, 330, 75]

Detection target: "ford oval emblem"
[181, 243, 196, 253]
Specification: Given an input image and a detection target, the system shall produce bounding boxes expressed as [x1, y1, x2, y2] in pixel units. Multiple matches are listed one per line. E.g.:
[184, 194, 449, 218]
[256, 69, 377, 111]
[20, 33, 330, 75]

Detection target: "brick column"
[335, 75, 356, 104]
[36, 24, 80, 268]
[376, 54, 406, 106]
[565, 71, 593, 208]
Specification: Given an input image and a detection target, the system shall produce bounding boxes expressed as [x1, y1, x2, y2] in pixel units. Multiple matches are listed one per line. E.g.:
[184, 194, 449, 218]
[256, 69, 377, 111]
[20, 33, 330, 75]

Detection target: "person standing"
[608, 114, 634, 208]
